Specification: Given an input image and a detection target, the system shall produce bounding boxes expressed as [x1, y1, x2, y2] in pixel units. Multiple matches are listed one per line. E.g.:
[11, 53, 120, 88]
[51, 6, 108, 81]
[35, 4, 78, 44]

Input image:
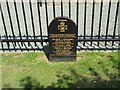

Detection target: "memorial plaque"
[48, 17, 77, 62]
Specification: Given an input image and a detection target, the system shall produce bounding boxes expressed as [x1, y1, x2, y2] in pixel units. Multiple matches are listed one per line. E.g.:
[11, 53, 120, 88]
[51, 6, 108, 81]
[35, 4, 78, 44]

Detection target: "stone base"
[49, 56, 76, 62]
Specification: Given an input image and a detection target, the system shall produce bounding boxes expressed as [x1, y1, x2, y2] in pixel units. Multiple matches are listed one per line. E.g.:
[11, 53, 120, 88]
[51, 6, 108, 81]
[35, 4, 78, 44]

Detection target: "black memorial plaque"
[48, 17, 77, 61]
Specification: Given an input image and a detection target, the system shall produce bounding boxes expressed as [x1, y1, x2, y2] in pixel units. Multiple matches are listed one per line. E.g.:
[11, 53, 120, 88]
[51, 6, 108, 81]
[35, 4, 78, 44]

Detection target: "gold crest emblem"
[58, 20, 67, 32]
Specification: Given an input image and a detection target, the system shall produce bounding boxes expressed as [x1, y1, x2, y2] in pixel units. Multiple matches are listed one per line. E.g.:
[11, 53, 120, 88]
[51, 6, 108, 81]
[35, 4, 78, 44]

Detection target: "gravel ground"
[0, 1, 119, 51]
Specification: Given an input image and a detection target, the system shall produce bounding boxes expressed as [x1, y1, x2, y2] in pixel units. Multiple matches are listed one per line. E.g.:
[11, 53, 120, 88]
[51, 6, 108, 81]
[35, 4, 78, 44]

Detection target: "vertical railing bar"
[0, 35, 4, 52]
[14, 1, 23, 46]
[18, 42, 23, 52]
[10, 36, 16, 51]
[97, 0, 103, 46]
[90, 0, 95, 46]
[37, 1, 43, 46]
[83, 0, 87, 46]
[76, 0, 79, 37]
[21, 0, 29, 46]
[11, 39, 16, 52]
[61, 0, 63, 16]
[6, 0, 16, 46]
[29, 42, 33, 51]
[45, 0, 49, 35]
[105, 0, 111, 46]
[30, 36, 35, 51]
[8, 36, 11, 51]
[23, 42, 29, 52]
[53, 0, 56, 18]
[0, 3, 10, 49]
[29, 0, 37, 46]
[1, 40, 4, 52]
[34, 42, 39, 50]
[69, 0, 71, 18]
[112, 1, 119, 46]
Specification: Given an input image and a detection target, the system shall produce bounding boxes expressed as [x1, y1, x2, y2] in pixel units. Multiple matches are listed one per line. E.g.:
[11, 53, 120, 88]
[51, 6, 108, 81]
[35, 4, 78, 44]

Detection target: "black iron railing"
[0, 0, 119, 52]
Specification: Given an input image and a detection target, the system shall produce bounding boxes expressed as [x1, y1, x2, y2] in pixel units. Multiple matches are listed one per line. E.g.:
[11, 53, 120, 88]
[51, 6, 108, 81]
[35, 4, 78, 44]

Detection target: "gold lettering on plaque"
[49, 33, 76, 56]
[58, 21, 67, 32]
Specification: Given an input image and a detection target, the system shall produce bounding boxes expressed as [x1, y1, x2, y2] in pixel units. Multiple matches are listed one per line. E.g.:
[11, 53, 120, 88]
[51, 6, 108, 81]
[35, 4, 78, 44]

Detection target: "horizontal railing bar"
[1, 35, 119, 38]
[0, 48, 43, 51]
[77, 39, 120, 41]
[0, 48, 119, 51]
[1, 39, 48, 42]
[1, 39, 120, 42]
[77, 48, 119, 50]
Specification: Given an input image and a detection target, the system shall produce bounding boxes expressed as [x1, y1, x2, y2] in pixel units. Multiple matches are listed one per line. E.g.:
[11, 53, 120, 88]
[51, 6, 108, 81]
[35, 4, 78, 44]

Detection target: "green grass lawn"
[1, 51, 120, 88]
